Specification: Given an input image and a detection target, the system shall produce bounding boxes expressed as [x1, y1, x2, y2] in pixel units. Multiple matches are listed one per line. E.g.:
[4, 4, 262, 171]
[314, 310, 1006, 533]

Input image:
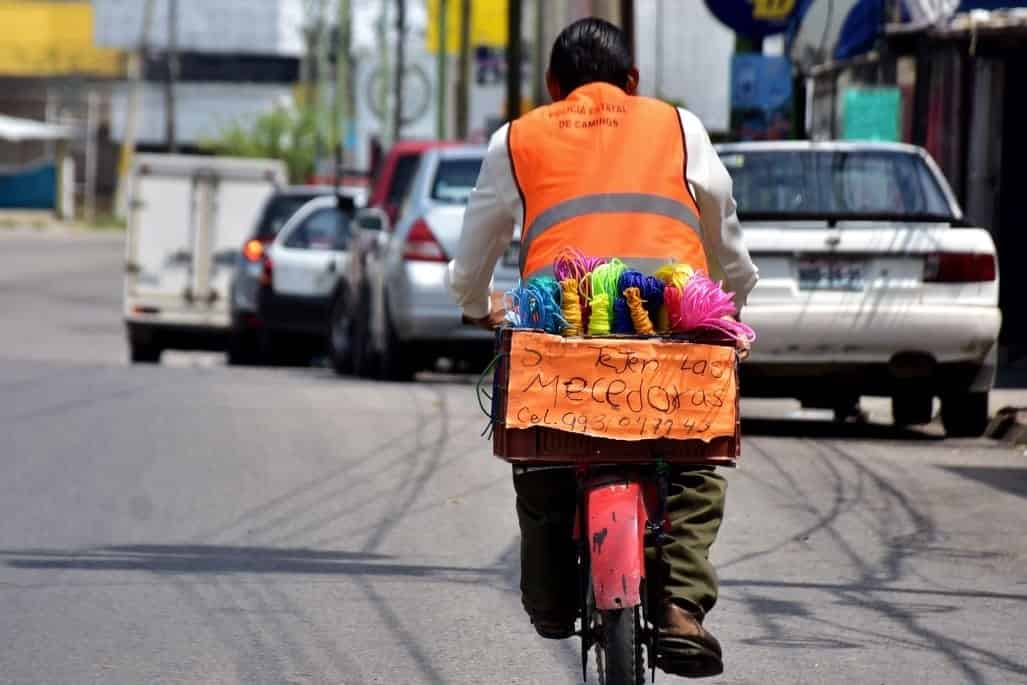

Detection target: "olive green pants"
[514, 466, 727, 622]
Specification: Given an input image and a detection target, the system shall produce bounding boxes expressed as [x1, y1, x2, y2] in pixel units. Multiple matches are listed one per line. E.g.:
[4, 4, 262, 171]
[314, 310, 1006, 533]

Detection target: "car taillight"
[403, 219, 448, 262]
[259, 257, 273, 286]
[924, 253, 996, 283]
[243, 239, 267, 262]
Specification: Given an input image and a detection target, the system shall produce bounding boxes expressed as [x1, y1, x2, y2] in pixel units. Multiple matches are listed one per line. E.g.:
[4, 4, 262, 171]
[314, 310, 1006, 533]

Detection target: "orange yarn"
[623, 287, 655, 335]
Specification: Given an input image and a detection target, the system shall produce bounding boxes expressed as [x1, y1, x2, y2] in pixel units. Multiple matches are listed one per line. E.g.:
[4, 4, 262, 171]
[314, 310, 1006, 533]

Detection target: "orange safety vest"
[509, 82, 708, 279]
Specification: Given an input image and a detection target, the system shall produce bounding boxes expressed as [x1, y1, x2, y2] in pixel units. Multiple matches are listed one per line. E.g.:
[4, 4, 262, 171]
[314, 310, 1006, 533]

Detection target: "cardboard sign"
[505, 331, 738, 443]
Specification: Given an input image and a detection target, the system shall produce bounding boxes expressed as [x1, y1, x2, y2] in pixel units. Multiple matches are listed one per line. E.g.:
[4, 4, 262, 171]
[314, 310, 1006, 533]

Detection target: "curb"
[986, 406, 1027, 446]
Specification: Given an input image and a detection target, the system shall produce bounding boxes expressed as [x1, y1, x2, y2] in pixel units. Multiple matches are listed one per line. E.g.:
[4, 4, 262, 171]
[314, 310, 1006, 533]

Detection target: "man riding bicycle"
[447, 18, 758, 679]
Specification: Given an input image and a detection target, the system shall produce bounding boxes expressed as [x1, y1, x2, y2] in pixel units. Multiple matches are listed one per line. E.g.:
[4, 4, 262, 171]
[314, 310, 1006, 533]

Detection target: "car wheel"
[941, 391, 989, 438]
[379, 304, 417, 382]
[831, 396, 862, 423]
[129, 339, 162, 364]
[226, 330, 260, 366]
[328, 294, 352, 376]
[260, 330, 308, 367]
[892, 393, 934, 426]
[349, 294, 377, 378]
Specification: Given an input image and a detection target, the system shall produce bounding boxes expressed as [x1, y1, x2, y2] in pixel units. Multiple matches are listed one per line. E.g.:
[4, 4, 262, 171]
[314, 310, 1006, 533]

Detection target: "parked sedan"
[718, 141, 1001, 436]
[229, 185, 364, 363]
[333, 145, 520, 380]
[237, 195, 356, 365]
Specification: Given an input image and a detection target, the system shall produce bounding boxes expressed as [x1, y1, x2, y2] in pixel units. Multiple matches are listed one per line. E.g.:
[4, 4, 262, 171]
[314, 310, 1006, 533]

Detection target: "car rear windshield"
[720, 150, 956, 222]
[254, 193, 322, 238]
[431, 158, 484, 204]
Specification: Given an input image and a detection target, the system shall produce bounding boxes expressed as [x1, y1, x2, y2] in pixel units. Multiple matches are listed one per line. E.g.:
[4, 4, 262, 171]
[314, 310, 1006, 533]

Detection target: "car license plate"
[502, 241, 520, 268]
[798, 258, 865, 291]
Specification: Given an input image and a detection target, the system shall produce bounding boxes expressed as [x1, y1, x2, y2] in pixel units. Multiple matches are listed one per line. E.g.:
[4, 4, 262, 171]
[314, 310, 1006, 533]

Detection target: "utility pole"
[436, 0, 448, 140]
[655, 0, 663, 98]
[533, 0, 546, 107]
[377, 0, 392, 147]
[316, 0, 332, 169]
[85, 91, 99, 223]
[302, 0, 318, 106]
[455, 0, 471, 138]
[115, 0, 156, 219]
[334, 0, 351, 170]
[164, 0, 179, 153]
[619, 0, 635, 62]
[393, 0, 406, 144]
[506, 0, 523, 121]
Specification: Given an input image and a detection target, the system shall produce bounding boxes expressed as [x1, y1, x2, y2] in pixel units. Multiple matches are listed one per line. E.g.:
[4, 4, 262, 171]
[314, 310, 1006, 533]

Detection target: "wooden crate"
[490, 328, 740, 466]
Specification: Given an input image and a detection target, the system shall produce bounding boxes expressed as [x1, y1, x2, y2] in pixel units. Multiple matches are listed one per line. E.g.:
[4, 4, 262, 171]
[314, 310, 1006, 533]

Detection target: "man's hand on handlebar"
[723, 314, 751, 360]
[463, 291, 508, 331]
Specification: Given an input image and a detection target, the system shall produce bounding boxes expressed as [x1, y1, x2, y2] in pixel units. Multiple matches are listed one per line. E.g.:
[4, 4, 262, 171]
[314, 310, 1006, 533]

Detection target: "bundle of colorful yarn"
[504, 248, 755, 345]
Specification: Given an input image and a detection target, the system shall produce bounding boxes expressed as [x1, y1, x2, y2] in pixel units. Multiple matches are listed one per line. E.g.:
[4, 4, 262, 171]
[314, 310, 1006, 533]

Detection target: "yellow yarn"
[623, 287, 655, 335]
[654, 264, 693, 332]
[657, 306, 671, 333]
[578, 272, 593, 305]
[588, 293, 612, 336]
[560, 278, 583, 336]
[655, 263, 695, 288]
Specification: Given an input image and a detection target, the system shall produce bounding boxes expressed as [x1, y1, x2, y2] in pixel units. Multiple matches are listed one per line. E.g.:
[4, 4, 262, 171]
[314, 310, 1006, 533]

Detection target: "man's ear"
[546, 70, 564, 102]
[625, 68, 640, 95]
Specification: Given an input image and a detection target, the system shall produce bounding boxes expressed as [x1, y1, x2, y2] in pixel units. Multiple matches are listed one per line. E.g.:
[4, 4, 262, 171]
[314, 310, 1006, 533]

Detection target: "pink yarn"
[553, 248, 605, 333]
[664, 272, 756, 343]
[553, 247, 606, 282]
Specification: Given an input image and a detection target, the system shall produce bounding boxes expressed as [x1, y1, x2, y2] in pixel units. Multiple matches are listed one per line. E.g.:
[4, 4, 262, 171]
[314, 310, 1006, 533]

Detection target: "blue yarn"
[612, 296, 634, 334]
[506, 276, 567, 334]
[643, 275, 665, 319]
[618, 270, 665, 320]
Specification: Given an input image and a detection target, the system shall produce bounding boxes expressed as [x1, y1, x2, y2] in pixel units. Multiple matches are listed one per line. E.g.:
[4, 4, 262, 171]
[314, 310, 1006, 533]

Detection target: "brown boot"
[655, 602, 724, 678]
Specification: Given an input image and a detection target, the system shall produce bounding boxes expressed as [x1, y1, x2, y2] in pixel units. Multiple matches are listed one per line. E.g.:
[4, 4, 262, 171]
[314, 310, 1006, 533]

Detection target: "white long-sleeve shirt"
[447, 107, 759, 320]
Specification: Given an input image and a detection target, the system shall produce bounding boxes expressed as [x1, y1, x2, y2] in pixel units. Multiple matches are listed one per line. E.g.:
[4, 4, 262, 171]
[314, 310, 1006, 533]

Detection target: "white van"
[123, 154, 287, 363]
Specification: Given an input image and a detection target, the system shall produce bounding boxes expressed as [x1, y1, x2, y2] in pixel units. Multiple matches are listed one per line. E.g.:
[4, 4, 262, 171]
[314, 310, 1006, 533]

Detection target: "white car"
[252, 195, 355, 366]
[718, 141, 1001, 437]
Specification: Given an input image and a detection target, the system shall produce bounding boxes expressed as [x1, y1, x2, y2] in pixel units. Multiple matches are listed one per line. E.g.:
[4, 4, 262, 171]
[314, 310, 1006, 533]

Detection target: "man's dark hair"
[548, 18, 633, 95]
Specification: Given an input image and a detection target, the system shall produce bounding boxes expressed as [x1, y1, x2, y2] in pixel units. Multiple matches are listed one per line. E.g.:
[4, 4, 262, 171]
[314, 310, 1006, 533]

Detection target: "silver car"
[333, 146, 520, 380]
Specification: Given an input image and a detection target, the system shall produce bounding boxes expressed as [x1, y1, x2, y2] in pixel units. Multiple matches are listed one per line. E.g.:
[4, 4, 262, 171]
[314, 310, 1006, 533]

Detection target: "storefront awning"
[0, 114, 76, 143]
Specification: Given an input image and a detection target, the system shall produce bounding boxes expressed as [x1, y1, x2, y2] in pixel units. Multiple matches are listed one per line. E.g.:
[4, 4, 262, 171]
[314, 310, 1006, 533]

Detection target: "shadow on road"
[741, 417, 941, 442]
[721, 437, 1027, 684]
[940, 465, 1027, 500]
[0, 544, 505, 579]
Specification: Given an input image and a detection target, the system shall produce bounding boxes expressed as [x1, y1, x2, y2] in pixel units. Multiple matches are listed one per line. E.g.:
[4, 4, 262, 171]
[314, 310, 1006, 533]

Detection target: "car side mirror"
[355, 207, 389, 232]
[336, 194, 356, 212]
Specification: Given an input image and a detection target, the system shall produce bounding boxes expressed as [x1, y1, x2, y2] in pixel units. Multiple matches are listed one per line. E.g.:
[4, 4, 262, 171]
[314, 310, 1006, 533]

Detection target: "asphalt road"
[1, 230, 1025, 684]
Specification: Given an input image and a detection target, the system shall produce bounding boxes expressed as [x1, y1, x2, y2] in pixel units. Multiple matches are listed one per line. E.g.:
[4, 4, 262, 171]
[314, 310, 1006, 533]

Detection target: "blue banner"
[0, 162, 56, 210]
[704, 0, 799, 39]
[959, 1, 1027, 9]
[836, 0, 886, 61]
[731, 55, 793, 140]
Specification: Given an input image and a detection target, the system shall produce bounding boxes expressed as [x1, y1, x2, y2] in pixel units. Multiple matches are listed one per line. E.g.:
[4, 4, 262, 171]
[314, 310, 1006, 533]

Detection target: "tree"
[200, 103, 319, 184]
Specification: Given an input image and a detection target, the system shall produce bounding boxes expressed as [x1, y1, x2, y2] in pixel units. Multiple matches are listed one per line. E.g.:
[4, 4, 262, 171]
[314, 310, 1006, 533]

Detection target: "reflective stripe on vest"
[518, 192, 702, 274]
[526, 256, 673, 280]
[508, 83, 708, 279]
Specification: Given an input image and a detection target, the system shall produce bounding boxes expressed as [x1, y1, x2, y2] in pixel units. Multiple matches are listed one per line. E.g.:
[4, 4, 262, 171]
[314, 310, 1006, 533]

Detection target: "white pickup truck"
[123, 154, 287, 363]
[718, 142, 1001, 437]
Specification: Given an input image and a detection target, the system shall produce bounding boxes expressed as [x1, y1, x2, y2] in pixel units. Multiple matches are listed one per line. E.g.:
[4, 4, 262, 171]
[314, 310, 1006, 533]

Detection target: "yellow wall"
[0, 1, 124, 77]
[425, 0, 509, 55]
